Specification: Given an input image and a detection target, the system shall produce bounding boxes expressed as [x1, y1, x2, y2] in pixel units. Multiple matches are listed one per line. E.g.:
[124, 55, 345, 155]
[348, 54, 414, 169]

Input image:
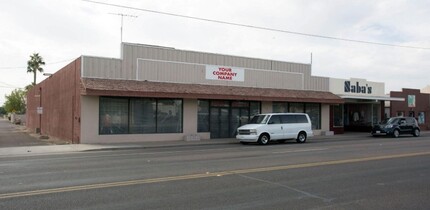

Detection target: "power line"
[0, 81, 18, 87]
[0, 81, 22, 89]
[0, 85, 21, 89]
[83, 0, 430, 50]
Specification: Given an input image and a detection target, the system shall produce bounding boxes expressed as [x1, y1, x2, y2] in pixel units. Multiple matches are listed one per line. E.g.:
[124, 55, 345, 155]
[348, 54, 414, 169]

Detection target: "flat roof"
[81, 78, 344, 104]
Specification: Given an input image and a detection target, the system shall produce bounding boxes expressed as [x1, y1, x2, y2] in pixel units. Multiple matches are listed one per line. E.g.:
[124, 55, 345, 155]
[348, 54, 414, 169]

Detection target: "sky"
[1, 0, 429, 105]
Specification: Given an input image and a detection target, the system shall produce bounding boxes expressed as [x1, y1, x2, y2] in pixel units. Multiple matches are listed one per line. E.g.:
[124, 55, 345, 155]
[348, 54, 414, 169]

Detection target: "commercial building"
[328, 78, 404, 134]
[26, 43, 396, 143]
[389, 88, 430, 130]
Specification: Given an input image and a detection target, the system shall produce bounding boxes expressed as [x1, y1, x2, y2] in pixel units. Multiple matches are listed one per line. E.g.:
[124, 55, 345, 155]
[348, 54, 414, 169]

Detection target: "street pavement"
[1, 132, 430, 209]
[0, 118, 48, 147]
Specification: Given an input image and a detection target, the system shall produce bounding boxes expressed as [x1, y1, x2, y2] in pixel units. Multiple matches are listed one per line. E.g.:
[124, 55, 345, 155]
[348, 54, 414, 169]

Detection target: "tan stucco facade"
[80, 96, 330, 143]
[81, 96, 211, 143]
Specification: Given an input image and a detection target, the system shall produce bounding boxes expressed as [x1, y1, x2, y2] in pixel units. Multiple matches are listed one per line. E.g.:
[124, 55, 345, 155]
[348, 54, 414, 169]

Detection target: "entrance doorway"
[210, 107, 229, 138]
[207, 100, 260, 138]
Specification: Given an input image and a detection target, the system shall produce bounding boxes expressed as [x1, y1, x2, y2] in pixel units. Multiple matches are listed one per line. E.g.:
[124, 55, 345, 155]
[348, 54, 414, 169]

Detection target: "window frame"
[99, 97, 183, 135]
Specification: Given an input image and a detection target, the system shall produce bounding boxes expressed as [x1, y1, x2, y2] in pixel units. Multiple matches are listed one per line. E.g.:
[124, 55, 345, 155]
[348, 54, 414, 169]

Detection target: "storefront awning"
[81, 78, 344, 104]
[338, 95, 405, 101]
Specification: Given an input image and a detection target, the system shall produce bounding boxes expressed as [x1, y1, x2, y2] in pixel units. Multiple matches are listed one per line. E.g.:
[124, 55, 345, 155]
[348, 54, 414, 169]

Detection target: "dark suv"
[371, 117, 420, 138]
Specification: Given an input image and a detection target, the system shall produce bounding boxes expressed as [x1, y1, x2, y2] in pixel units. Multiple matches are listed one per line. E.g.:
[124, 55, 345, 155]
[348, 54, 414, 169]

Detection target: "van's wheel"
[258, 134, 270, 145]
[296, 132, 307, 143]
[413, 129, 420, 137]
[393, 129, 400, 138]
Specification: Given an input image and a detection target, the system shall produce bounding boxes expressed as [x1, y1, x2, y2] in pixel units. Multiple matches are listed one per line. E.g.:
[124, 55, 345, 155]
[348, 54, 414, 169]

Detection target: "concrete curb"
[2, 131, 429, 156]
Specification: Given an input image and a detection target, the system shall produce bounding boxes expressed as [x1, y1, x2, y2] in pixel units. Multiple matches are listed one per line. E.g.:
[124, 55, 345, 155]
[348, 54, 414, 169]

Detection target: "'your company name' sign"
[205, 65, 244, 82]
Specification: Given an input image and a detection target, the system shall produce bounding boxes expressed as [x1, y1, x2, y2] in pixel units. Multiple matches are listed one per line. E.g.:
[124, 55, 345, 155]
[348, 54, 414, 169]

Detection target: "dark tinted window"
[250, 115, 268, 124]
[99, 97, 183, 135]
[280, 114, 308, 123]
[388, 118, 399, 124]
[198, 100, 209, 132]
[295, 115, 309, 123]
[268, 115, 281, 124]
[281, 115, 295, 123]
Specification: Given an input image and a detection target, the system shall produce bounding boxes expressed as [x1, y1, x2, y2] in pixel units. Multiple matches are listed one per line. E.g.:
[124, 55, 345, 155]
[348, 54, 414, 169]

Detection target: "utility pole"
[109, 13, 137, 43]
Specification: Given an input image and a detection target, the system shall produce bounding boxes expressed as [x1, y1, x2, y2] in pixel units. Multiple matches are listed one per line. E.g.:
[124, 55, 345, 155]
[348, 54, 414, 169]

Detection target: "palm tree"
[27, 53, 45, 85]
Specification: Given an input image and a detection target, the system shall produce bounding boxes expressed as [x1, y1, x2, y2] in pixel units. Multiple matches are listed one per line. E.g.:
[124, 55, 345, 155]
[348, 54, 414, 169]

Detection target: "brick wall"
[390, 89, 430, 130]
[26, 58, 81, 143]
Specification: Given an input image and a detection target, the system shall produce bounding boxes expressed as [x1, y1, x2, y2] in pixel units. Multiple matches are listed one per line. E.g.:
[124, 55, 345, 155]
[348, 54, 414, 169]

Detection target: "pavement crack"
[235, 173, 333, 203]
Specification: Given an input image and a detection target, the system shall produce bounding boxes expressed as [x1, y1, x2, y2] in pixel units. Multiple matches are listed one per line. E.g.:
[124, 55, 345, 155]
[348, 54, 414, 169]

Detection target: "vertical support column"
[183, 99, 198, 136]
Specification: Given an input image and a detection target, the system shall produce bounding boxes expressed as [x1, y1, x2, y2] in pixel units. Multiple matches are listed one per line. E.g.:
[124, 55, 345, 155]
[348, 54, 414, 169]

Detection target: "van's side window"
[281, 115, 295, 124]
[268, 115, 281, 124]
[295, 115, 309, 123]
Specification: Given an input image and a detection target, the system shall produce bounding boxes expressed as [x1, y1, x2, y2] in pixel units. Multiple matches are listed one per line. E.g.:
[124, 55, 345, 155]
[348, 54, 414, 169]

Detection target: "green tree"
[27, 53, 45, 85]
[0, 106, 6, 115]
[25, 84, 34, 91]
[3, 89, 26, 114]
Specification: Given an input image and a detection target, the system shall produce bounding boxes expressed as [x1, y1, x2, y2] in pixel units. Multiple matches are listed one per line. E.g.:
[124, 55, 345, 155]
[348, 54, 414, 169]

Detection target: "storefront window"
[332, 105, 344, 127]
[305, 103, 321, 130]
[384, 107, 390, 119]
[157, 99, 182, 133]
[289, 103, 304, 113]
[99, 97, 129, 134]
[99, 97, 182, 135]
[211, 100, 230, 107]
[142, 99, 157, 133]
[129, 98, 156, 134]
[198, 100, 210, 132]
[345, 104, 372, 127]
[372, 104, 380, 126]
[250, 102, 261, 118]
[272, 102, 288, 113]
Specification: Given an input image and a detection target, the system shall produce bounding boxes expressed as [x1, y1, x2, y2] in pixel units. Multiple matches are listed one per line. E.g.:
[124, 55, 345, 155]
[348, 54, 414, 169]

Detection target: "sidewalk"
[0, 138, 237, 157]
[0, 133, 365, 157]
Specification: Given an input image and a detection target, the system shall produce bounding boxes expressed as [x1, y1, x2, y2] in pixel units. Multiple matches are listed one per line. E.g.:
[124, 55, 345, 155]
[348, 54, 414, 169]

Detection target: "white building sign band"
[205, 65, 244, 82]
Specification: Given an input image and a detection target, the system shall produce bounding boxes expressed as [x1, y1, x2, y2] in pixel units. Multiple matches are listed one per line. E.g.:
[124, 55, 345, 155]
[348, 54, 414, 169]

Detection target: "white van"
[236, 113, 313, 145]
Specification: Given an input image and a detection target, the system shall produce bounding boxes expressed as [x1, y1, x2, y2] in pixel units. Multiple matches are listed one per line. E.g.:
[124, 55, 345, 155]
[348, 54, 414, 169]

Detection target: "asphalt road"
[0, 119, 47, 147]
[1, 134, 430, 209]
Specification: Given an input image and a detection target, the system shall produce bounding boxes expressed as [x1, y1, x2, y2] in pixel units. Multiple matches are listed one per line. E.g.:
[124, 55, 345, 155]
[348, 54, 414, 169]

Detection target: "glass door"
[230, 108, 249, 137]
[210, 107, 230, 138]
[208, 100, 260, 139]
